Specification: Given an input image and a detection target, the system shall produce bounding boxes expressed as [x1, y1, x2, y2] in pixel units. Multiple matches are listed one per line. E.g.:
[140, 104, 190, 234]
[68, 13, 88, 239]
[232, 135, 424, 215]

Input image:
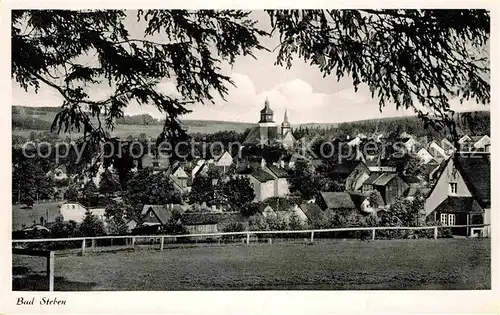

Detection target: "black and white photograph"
[2, 4, 496, 312]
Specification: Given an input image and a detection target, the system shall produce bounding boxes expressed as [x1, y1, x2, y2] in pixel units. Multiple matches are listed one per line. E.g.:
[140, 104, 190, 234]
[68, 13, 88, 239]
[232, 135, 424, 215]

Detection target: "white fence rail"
[12, 224, 490, 254]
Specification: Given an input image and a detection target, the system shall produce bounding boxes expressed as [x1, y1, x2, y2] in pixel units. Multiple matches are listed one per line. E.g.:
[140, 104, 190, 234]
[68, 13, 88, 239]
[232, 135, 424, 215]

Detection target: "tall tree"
[268, 10, 489, 146]
[220, 176, 255, 209]
[125, 168, 181, 211]
[99, 169, 121, 196]
[12, 10, 267, 166]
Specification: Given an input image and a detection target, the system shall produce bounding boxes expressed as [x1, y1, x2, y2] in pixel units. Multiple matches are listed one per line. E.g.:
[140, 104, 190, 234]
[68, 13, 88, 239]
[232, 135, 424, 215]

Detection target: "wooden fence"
[13, 248, 55, 291]
[12, 224, 490, 255]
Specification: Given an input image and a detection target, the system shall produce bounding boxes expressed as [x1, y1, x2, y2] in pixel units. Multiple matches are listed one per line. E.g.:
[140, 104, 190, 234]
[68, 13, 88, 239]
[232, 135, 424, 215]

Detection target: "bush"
[221, 221, 245, 233]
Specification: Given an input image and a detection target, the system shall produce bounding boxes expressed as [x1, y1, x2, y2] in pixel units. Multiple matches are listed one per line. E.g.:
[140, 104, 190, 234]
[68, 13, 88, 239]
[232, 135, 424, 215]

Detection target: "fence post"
[434, 227, 438, 239]
[371, 229, 376, 241]
[47, 251, 55, 291]
[131, 236, 135, 247]
[246, 232, 250, 245]
[81, 239, 86, 255]
[91, 239, 95, 249]
[310, 231, 314, 244]
[268, 238, 272, 244]
[160, 237, 164, 251]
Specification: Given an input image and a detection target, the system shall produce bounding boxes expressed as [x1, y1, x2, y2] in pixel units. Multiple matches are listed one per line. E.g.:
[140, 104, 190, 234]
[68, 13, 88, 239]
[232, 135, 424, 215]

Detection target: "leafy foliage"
[98, 169, 121, 196]
[12, 10, 268, 168]
[268, 9, 489, 145]
[125, 168, 181, 212]
[220, 176, 255, 209]
[79, 212, 107, 236]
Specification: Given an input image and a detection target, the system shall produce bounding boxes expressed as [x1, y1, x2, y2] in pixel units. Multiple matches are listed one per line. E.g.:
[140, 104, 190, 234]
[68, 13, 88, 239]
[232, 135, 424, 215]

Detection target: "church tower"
[281, 109, 291, 136]
[259, 98, 275, 126]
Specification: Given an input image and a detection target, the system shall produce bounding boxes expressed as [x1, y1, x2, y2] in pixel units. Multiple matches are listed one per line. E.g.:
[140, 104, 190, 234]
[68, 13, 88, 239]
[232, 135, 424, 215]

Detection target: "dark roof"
[434, 196, 483, 214]
[299, 202, 324, 225]
[243, 127, 261, 145]
[372, 173, 397, 186]
[142, 205, 174, 225]
[181, 212, 241, 226]
[250, 169, 275, 182]
[332, 161, 361, 176]
[453, 154, 490, 207]
[349, 191, 385, 209]
[348, 192, 368, 209]
[364, 173, 382, 185]
[319, 192, 356, 210]
[266, 166, 289, 178]
[243, 126, 279, 145]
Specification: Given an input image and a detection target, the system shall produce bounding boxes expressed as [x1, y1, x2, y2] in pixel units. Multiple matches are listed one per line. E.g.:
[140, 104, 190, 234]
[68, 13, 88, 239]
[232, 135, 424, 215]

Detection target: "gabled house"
[472, 135, 490, 152]
[458, 135, 472, 145]
[298, 202, 325, 227]
[425, 152, 490, 236]
[401, 137, 418, 153]
[317, 192, 357, 213]
[264, 165, 290, 197]
[141, 204, 187, 228]
[428, 141, 449, 162]
[349, 191, 385, 214]
[440, 138, 455, 155]
[169, 164, 189, 193]
[362, 173, 409, 205]
[245, 169, 277, 202]
[417, 148, 436, 165]
[259, 197, 308, 225]
[215, 151, 233, 173]
[345, 162, 370, 191]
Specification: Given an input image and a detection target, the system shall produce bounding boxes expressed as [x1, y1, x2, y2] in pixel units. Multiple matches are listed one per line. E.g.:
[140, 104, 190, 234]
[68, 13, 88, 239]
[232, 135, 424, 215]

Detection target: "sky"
[12, 10, 490, 124]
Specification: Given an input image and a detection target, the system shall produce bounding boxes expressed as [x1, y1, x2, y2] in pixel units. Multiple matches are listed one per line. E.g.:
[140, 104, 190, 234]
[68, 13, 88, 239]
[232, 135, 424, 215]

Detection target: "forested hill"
[12, 105, 489, 138]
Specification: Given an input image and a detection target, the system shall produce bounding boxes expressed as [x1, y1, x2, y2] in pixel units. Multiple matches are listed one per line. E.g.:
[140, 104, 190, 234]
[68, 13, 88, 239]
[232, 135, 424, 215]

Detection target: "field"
[13, 238, 490, 291]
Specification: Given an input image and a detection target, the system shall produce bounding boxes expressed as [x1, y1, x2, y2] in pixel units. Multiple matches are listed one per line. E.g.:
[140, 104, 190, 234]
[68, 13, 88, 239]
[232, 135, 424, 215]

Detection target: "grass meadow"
[13, 238, 490, 291]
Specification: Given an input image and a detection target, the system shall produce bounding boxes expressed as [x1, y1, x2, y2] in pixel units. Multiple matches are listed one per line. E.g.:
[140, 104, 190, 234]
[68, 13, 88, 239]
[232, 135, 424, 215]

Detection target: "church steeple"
[281, 108, 291, 135]
[259, 98, 274, 123]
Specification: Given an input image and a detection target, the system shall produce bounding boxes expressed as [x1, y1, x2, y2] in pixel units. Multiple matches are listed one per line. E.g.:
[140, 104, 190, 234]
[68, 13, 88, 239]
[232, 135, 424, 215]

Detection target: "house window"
[72, 204, 75, 210]
[448, 214, 456, 226]
[449, 182, 458, 195]
[440, 213, 448, 225]
[440, 213, 456, 226]
[149, 211, 154, 217]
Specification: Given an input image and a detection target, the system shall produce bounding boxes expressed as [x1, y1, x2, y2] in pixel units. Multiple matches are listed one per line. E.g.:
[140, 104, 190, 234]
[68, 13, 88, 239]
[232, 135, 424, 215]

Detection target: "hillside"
[12, 105, 490, 139]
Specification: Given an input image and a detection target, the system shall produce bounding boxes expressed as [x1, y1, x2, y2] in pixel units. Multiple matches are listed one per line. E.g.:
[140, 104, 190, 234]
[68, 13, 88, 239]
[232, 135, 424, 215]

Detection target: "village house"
[349, 191, 385, 214]
[472, 135, 491, 152]
[263, 165, 290, 197]
[259, 197, 307, 225]
[317, 192, 357, 213]
[141, 204, 187, 228]
[416, 147, 436, 164]
[428, 140, 449, 162]
[361, 173, 409, 206]
[169, 164, 190, 194]
[214, 151, 234, 174]
[245, 169, 277, 202]
[345, 162, 371, 191]
[425, 152, 490, 237]
[440, 138, 455, 155]
[180, 212, 242, 239]
[298, 202, 325, 227]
